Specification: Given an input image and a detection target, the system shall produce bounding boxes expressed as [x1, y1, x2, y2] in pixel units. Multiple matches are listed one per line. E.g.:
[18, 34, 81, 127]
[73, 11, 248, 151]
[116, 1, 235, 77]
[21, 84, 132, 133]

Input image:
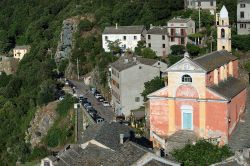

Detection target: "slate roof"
[110, 55, 158, 72]
[168, 18, 192, 23]
[238, 0, 250, 3]
[194, 50, 238, 72]
[103, 25, 145, 34]
[144, 160, 172, 166]
[14, 45, 31, 50]
[208, 77, 246, 100]
[81, 122, 134, 150]
[147, 27, 168, 35]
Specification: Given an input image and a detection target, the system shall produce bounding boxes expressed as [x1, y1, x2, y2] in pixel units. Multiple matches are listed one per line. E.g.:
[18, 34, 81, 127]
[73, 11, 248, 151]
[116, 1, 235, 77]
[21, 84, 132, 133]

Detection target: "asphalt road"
[70, 80, 116, 122]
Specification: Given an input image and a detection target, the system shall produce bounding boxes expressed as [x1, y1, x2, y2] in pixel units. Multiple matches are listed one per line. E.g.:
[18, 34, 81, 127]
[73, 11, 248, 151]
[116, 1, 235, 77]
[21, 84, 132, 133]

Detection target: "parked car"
[79, 95, 86, 102]
[88, 108, 97, 114]
[97, 97, 105, 102]
[93, 115, 104, 123]
[91, 88, 96, 94]
[95, 94, 102, 99]
[83, 102, 91, 109]
[65, 79, 69, 85]
[94, 91, 100, 96]
[102, 101, 110, 107]
[58, 96, 64, 101]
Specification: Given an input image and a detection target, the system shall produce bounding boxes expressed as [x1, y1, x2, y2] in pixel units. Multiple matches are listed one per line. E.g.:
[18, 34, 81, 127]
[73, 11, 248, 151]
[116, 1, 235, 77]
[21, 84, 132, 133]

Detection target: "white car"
[102, 101, 110, 107]
[59, 96, 64, 101]
[95, 94, 102, 99]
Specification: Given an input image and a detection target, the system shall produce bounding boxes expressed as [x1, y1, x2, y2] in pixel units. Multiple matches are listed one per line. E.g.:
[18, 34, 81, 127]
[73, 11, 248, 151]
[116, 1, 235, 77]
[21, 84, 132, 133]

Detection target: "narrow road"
[71, 80, 116, 122]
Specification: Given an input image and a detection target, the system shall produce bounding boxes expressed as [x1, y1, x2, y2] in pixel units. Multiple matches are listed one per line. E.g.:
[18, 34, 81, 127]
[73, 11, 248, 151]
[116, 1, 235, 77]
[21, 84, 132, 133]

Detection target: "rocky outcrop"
[25, 101, 58, 148]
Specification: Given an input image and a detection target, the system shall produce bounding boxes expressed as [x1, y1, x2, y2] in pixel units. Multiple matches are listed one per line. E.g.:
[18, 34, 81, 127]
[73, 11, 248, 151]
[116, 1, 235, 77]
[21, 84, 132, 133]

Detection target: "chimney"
[120, 134, 124, 144]
[124, 58, 128, 63]
[243, 148, 250, 159]
[184, 51, 190, 58]
[116, 23, 118, 29]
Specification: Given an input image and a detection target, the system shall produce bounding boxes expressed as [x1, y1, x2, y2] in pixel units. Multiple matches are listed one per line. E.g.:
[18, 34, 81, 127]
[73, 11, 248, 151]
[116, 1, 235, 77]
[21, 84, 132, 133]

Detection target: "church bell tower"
[216, 5, 231, 52]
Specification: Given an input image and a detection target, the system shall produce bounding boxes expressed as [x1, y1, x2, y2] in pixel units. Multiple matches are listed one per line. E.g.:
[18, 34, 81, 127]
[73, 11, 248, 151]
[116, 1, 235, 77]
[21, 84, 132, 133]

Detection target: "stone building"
[237, 0, 250, 35]
[167, 18, 195, 47]
[185, 0, 217, 15]
[216, 6, 231, 52]
[146, 26, 170, 57]
[110, 54, 168, 118]
[13, 45, 31, 60]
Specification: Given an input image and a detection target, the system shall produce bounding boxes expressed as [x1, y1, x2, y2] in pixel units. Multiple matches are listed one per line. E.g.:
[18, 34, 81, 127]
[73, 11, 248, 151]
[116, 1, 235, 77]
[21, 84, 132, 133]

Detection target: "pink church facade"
[148, 51, 247, 148]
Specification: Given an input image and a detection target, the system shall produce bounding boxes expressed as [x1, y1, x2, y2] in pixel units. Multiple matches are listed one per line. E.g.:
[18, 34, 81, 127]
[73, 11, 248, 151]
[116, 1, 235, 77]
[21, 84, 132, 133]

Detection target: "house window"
[123, 36, 126, 40]
[182, 74, 192, 83]
[221, 28, 225, 38]
[105, 36, 108, 40]
[240, 12, 245, 18]
[148, 43, 151, 47]
[210, 0, 213, 6]
[240, 4, 246, 8]
[44, 161, 50, 166]
[162, 44, 165, 48]
[171, 29, 175, 36]
[181, 37, 185, 45]
[148, 35, 151, 40]
[134, 36, 137, 40]
[240, 24, 247, 29]
[222, 46, 225, 50]
[198, 1, 201, 7]
[171, 37, 175, 42]
[135, 97, 140, 102]
[181, 29, 185, 36]
[139, 66, 142, 69]
[162, 35, 165, 40]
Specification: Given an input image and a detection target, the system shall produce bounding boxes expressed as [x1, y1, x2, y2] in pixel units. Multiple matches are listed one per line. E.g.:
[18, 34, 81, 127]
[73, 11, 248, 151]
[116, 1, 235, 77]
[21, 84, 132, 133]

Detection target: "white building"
[185, 0, 217, 15]
[237, 0, 250, 35]
[110, 54, 168, 118]
[13, 45, 31, 60]
[102, 25, 146, 52]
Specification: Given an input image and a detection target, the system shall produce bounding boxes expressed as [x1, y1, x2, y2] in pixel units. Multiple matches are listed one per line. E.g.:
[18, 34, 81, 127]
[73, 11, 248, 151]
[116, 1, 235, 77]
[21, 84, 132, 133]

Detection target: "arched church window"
[221, 28, 225, 38]
[182, 74, 192, 83]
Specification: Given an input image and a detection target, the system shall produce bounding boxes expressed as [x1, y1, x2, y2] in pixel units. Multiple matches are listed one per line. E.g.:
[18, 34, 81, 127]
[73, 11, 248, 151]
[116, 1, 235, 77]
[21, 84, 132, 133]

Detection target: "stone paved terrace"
[229, 88, 250, 151]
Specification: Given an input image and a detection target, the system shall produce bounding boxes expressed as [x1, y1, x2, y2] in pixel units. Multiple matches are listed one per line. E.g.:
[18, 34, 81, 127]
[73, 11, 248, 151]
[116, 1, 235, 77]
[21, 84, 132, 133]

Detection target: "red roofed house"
[148, 50, 247, 152]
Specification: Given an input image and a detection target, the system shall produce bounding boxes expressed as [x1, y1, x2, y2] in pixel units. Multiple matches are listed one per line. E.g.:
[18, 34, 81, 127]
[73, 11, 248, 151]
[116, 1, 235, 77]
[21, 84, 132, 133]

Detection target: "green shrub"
[78, 19, 93, 31]
[232, 35, 250, 51]
[56, 94, 75, 117]
[46, 128, 63, 147]
[170, 45, 185, 56]
[171, 140, 233, 166]
[186, 43, 200, 57]
[168, 55, 183, 66]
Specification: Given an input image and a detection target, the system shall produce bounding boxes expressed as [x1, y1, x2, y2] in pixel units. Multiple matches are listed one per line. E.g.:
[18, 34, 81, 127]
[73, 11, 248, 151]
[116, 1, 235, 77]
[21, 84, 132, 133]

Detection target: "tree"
[107, 39, 121, 54]
[168, 55, 183, 66]
[170, 45, 185, 55]
[141, 76, 165, 101]
[134, 40, 146, 56]
[171, 140, 233, 166]
[141, 47, 157, 59]
[186, 43, 200, 57]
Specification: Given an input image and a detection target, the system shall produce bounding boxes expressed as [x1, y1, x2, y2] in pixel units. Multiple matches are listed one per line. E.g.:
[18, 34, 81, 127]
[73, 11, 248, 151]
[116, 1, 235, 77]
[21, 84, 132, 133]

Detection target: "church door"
[181, 106, 193, 130]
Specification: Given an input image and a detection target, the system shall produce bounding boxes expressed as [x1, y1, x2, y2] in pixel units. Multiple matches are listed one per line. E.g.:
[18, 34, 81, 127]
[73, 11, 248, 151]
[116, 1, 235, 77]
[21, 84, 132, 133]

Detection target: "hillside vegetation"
[0, 0, 241, 164]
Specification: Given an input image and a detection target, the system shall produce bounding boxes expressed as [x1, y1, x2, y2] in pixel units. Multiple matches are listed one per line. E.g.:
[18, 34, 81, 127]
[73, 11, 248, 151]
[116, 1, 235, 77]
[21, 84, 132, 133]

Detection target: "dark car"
[94, 91, 100, 96]
[88, 108, 97, 114]
[83, 102, 91, 109]
[93, 115, 104, 123]
[97, 97, 105, 102]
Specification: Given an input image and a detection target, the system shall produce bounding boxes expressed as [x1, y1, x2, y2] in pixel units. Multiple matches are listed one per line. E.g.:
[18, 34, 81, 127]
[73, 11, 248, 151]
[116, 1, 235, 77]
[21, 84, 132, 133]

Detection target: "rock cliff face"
[25, 101, 58, 148]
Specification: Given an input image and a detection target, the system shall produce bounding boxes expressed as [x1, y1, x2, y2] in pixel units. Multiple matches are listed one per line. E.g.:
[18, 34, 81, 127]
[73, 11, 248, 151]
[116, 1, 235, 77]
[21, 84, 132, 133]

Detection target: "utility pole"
[77, 58, 79, 80]
[198, 6, 201, 45]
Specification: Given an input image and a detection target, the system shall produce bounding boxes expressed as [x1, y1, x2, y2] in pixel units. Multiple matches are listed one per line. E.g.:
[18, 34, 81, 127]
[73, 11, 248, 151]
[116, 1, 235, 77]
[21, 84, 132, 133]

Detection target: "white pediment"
[166, 57, 206, 73]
